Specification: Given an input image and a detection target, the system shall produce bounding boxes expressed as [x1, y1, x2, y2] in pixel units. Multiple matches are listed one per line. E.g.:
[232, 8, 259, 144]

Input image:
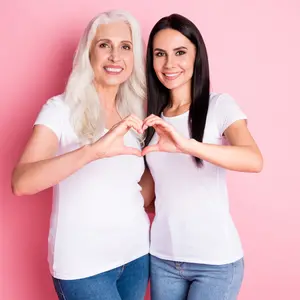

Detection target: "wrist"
[81, 144, 100, 163]
[184, 138, 200, 155]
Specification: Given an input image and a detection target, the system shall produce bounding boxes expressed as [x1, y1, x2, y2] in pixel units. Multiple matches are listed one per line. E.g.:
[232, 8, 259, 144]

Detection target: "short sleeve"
[34, 96, 66, 140]
[215, 93, 247, 136]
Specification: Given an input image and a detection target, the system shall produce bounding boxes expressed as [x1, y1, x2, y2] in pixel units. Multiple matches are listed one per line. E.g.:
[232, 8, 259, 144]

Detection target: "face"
[90, 21, 134, 88]
[153, 29, 196, 91]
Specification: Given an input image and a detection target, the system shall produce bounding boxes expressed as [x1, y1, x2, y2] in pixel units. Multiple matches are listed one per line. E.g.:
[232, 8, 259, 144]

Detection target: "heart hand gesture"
[142, 115, 190, 156]
[91, 114, 143, 159]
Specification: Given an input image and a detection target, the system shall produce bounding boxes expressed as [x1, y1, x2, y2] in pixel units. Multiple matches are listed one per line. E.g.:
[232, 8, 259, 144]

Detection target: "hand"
[91, 114, 144, 159]
[142, 115, 190, 156]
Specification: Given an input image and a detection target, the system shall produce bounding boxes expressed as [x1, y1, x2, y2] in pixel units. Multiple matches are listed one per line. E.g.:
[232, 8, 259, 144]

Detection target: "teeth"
[105, 67, 122, 72]
[164, 73, 180, 77]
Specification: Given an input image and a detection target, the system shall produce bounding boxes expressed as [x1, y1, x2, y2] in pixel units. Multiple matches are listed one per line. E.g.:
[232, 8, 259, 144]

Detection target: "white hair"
[64, 10, 146, 143]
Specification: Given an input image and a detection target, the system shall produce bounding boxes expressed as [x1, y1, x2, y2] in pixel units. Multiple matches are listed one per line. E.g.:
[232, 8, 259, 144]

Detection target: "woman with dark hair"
[143, 14, 263, 300]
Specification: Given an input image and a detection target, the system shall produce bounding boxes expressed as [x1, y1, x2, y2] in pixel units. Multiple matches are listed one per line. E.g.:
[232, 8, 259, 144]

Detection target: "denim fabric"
[150, 255, 244, 300]
[53, 254, 149, 300]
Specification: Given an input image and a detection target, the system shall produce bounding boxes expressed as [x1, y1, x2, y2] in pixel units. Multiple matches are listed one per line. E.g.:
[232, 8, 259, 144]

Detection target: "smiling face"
[90, 21, 134, 88]
[152, 28, 196, 92]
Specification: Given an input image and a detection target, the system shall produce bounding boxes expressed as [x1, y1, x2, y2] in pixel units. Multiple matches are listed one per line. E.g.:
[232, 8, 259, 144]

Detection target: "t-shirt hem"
[51, 250, 150, 280]
[149, 250, 244, 265]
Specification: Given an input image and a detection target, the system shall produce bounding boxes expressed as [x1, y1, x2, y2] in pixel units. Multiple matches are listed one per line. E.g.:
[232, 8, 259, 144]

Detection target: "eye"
[155, 52, 165, 57]
[175, 50, 186, 56]
[99, 43, 109, 48]
[122, 44, 131, 50]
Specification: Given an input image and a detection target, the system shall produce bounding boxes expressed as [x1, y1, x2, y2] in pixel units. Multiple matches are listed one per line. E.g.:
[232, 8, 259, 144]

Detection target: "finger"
[142, 145, 160, 156]
[123, 120, 142, 133]
[111, 120, 136, 137]
[146, 119, 172, 131]
[143, 115, 158, 127]
[142, 115, 161, 130]
[129, 114, 144, 128]
[143, 121, 166, 133]
[124, 117, 142, 133]
[144, 116, 164, 125]
[125, 114, 143, 133]
[122, 147, 142, 156]
[152, 124, 166, 135]
[143, 114, 158, 123]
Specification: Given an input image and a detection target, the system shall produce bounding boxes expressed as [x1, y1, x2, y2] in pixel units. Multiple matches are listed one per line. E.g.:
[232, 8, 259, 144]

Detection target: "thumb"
[142, 145, 159, 156]
[122, 147, 142, 157]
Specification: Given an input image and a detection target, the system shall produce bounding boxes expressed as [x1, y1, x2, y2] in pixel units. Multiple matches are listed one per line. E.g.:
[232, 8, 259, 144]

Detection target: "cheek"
[180, 58, 192, 69]
[153, 59, 164, 75]
[91, 49, 106, 69]
[124, 54, 134, 72]
[180, 58, 194, 76]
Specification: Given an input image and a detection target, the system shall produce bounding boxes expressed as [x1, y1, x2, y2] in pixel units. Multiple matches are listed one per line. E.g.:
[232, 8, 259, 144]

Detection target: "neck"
[169, 80, 192, 109]
[94, 81, 119, 111]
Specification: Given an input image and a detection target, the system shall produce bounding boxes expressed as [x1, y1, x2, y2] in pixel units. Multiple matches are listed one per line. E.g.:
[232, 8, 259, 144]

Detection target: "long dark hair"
[145, 14, 210, 166]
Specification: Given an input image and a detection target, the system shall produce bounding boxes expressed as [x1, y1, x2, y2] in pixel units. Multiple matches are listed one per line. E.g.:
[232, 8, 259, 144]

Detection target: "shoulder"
[209, 92, 237, 108]
[41, 93, 69, 113]
[208, 92, 247, 135]
[36, 93, 70, 121]
[208, 92, 245, 117]
[34, 93, 70, 139]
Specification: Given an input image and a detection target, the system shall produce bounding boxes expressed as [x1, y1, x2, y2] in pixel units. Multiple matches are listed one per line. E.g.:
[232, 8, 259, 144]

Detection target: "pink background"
[1, 0, 299, 299]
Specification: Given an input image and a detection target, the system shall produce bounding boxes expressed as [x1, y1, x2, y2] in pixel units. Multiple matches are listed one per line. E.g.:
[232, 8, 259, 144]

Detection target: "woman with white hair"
[12, 10, 150, 300]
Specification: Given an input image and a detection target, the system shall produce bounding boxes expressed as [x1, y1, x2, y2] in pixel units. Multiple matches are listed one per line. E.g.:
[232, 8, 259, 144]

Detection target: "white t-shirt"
[146, 93, 247, 265]
[34, 94, 150, 280]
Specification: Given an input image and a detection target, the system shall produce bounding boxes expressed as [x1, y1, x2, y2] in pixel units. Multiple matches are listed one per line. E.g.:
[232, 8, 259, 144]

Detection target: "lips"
[163, 72, 182, 80]
[104, 65, 123, 75]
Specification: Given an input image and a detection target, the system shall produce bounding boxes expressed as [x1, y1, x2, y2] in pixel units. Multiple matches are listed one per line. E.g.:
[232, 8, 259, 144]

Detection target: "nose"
[164, 55, 175, 69]
[108, 47, 121, 62]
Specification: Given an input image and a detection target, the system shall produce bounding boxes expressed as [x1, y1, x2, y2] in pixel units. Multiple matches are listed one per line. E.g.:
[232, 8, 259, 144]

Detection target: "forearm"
[12, 145, 94, 196]
[186, 139, 263, 172]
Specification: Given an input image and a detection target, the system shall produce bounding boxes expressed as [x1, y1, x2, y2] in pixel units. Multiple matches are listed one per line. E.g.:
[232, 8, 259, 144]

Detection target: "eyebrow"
[96, 38, 132, 45]
[154, 46, 188, 52]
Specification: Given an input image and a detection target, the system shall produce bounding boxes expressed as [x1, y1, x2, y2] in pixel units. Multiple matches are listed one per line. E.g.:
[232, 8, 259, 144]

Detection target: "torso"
[146, 93, 246, 265]
[35, 94, 150, 280]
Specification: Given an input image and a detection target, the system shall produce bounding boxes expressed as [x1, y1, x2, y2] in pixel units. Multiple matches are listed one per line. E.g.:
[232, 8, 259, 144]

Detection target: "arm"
[142, 116, 263, 173]
[186, 119, 263, 172]
[12, 115, 144, 196]
[12, 125, 95, 196]
[139, 167, 155, 213]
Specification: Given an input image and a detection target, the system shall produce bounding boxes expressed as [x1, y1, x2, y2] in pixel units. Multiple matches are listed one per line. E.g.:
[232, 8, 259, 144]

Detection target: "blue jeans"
[52, 254, 149, 300]
[150, 255, 244, 300]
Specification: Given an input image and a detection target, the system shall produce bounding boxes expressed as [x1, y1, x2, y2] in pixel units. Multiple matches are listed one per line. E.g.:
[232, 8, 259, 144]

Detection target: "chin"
[104, 78, 128, 86]
[161, 80, 182, 90]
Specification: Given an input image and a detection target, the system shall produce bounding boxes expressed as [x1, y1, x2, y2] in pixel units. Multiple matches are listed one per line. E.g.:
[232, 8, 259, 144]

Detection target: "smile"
[104, 66, 123, 74]
[163, 72, 182, 80]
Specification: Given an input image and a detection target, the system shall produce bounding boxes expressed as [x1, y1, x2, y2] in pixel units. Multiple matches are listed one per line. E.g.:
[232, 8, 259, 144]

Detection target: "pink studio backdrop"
[1, 0, 299, 299]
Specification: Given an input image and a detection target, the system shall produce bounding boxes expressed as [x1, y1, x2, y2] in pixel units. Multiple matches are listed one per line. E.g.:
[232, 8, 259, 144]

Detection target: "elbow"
[12, 183, 36, 196]
[12, 183, 24, 196]
[11, 179, 27, 196]
[11, 172, 34, 196]
[11, 170, 22, 196]
[12, 189, 24, 197]
[251, 154, 264, 173]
